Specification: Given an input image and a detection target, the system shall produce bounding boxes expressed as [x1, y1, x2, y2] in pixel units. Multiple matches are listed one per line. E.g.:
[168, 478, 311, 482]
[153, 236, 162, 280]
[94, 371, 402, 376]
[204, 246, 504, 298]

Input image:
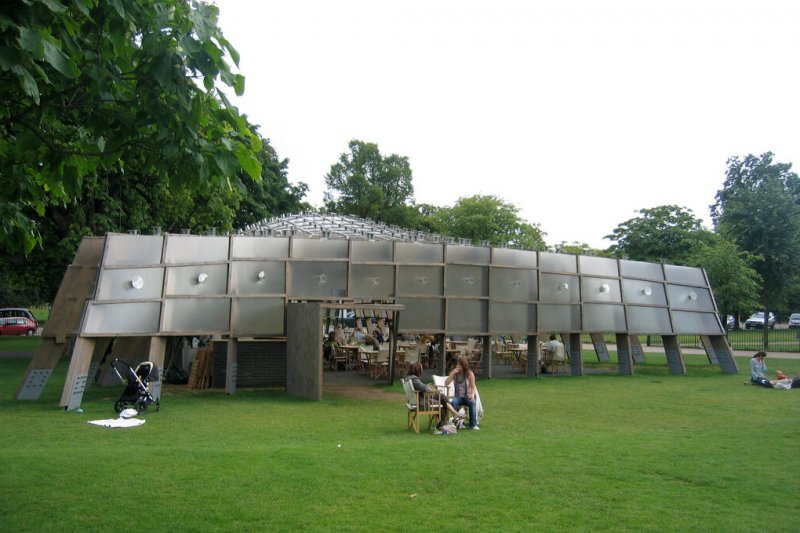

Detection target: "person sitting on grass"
[748, 351, 798, 388]
[405, 362, 463, 428]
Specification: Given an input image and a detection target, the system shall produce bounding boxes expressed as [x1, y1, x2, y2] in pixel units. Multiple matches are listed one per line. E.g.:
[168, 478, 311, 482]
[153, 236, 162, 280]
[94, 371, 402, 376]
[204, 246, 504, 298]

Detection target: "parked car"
[0, 307, 36, 322]
[0, 316, 37, 336]
[788, 313, 800, 329]
[744, 312, 776, 329]
[725, 315, 736, 330]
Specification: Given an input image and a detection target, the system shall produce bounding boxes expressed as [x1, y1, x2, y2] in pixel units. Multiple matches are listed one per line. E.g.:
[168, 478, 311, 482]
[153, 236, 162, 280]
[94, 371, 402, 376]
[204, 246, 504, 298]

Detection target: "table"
[508, 344, 528, 372]
[339, 345, 360, 370]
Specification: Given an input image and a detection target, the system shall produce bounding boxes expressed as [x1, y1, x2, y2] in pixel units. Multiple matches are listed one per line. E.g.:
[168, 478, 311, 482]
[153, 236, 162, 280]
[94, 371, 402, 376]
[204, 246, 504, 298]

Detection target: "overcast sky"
[214, 0, 800, 248]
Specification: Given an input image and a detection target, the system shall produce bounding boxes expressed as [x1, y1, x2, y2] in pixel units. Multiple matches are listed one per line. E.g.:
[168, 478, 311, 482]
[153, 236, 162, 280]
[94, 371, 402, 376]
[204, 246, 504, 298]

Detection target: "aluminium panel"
[83, 302, 161, 334]
[540, 252, 577, 273]
[664, 264, 707, 286]
[287, 261, 348, 299]
[162, 298, 232, 333]
[232, 297, 285, 336]
[165, 264, 229, 296]
[395, 242, 443, 263]
[539, 274, 580, 303]
[350, 264, 395, 299]
[446, 245, 490, 265]
[231, 236, 289, 259]
[164, 235, 229, 263]
[446, 299, 488, 332]
[666, 285, 714, 311]
[396, 298, 444, 331]
[627, 306, 673, 334]
[73, 236, 106, 267]
[96, 267, 165, 300]
[621, 279, 667, 305]
[672, 310, 724, 335]
[539, 304, 581, 332]
[583, 303, 627, 333]
[491, 247, 537, 268]
[489, 302, 536, 334]
[446, 265, 488, 297]
[397, 265, 444, 296]
[581, 277, 621, 303]
[103, 234, 164, 266]
[350, 240, 393, 262]
[620, 259, 664, 280]
[489, 267, 537, 302]
[230, 261, 285, 295]
[291, 238, 349, 259]
[578, 255, 619, 277]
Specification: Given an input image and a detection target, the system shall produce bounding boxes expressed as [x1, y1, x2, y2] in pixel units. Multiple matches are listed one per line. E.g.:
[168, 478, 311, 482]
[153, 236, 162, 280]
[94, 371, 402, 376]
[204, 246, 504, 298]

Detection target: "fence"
[581, 328, 800, 353]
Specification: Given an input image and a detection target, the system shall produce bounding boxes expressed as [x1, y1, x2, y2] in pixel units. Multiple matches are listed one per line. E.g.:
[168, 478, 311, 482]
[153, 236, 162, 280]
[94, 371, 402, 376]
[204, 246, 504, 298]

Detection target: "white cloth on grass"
[87, 417, 145, 428]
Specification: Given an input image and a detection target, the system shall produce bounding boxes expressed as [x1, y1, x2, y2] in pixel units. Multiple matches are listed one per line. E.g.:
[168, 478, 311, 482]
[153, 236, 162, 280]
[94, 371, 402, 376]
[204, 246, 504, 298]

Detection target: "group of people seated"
[749, 351, 800, 389]
[405, 356, 481, 431]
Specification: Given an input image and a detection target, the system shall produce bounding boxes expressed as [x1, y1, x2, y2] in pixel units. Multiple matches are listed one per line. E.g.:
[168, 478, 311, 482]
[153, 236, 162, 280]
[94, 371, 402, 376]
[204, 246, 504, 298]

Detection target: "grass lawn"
[1, 355, 799, 532]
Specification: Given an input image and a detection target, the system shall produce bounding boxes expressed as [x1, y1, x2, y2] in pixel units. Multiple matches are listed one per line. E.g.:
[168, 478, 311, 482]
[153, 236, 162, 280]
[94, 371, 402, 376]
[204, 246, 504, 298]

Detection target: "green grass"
[0, 336, 42, 352]
[1, 355, 799, 532]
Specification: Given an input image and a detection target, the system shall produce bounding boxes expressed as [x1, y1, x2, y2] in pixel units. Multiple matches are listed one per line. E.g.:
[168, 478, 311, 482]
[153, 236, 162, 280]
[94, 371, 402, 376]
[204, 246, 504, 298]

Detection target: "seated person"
[322, 331, 339, 363]
[334, 325, 346, 346]
[445, 355, 479, 430]
[542, 334, 565, 373]
[406, 362, 462, 427]
[750, 351, 773, 388]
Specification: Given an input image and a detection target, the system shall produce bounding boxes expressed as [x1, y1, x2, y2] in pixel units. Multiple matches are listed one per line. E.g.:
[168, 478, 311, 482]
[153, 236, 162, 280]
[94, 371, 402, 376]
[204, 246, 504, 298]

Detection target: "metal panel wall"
[350, 264, 395, 299]
[96, 267, 164, 300]
[83, 302, 161, 334]
[490, 267, 537, 301]
[288, 261, 348, 299]
[489, 302, 536, 334]
[229, 261, 285, 295]
[104, 234, 164, 266]
[446, 265, 488, 297]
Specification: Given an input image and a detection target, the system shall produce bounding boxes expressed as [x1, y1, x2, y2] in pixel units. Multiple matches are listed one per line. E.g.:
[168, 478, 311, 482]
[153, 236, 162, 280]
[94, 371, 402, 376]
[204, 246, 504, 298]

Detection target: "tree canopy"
[711, 152, 800, 311]
[605, 205, 715, 263]
[429, 195, 546, 249]
[0, 0, 262, 254]
[323, 139, 417, 228]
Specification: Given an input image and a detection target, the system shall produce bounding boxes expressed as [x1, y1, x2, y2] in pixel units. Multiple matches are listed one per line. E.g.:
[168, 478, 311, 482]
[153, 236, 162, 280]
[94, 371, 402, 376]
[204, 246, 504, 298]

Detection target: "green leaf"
[11, 65, 39, 104]
[236, 149, 262, 181]
[32, 0, 68, 13]
[42, 39, 79, 79]
[18, 27, 44, 59]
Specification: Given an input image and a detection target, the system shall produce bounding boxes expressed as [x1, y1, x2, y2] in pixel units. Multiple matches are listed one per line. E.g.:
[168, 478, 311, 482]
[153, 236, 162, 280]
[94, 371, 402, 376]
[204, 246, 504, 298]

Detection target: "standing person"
[750, 351, 773, 388]
[446, 355, 480, 431]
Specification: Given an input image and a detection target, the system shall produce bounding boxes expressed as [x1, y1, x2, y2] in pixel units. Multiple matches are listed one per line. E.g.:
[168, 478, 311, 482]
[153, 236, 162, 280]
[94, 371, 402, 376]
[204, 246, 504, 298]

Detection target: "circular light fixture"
[688, 291, 698, 301]
[642, 286, 652, 296]
[130, 276, 144, 290]
[559, 282, 569, 291]
[257, 270, 266, 281]
[197, 273, 208, 284]
[416, 276, 430, 285]
[463, 276, 476, 285]
[599, 283, 610, 293]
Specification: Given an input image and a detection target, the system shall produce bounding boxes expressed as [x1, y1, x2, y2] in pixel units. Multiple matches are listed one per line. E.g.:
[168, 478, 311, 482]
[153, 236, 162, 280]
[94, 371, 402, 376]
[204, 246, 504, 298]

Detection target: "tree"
[711, 153, 800, 319]
[428, 195, 546, 249]
[323, 140, 417, 227]
[551, 241, 612, 257]
[0, 0, 262, 254]
[686, 237, 762, 323]
[605, 205, 715, 264]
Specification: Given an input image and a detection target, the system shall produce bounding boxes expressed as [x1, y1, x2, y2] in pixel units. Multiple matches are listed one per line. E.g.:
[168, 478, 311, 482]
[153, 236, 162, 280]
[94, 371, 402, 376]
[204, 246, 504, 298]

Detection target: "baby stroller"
[111, 358, 160, 414]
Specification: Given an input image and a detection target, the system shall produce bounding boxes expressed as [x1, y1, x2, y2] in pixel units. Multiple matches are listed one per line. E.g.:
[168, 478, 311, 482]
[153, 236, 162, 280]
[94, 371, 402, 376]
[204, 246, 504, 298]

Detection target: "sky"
[213, 0, 800, 249]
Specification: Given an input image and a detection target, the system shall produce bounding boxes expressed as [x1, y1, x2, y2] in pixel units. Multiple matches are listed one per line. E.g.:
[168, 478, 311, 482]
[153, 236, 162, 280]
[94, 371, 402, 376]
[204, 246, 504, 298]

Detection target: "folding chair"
[402, 378, 441, 433]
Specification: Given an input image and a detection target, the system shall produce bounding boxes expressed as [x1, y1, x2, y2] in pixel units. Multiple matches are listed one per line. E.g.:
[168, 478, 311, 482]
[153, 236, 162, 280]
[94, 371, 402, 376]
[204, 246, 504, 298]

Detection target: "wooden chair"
[370, 347, 390, 380]
[402, 378, 441, 433]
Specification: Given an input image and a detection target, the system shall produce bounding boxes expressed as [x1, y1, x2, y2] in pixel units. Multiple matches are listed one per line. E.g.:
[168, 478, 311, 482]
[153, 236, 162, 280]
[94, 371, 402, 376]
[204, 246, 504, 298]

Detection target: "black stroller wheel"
[135, 399, 149, 414]
[114, 399, 125, 414]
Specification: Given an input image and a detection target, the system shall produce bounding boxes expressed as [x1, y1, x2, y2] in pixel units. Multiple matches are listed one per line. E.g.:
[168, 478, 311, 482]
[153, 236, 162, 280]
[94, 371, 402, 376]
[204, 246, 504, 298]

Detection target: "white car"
[744, 312, 776, 329]
[788, 313, 800, 329]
